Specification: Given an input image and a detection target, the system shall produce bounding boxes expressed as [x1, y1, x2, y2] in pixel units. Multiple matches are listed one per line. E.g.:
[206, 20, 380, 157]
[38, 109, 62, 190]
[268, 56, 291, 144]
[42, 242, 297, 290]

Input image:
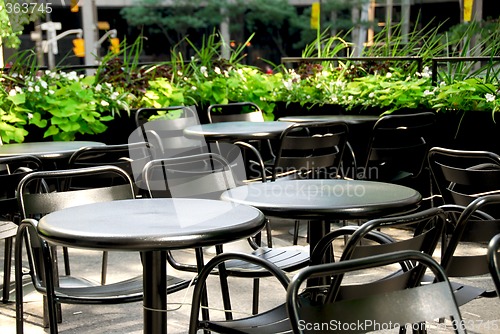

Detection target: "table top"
[38, 198, 265, 251]
[278, 115, 379, 124]
[184, 121, 294, 141]
[0, 141, 105, 159]
[220, 179, 421, 220]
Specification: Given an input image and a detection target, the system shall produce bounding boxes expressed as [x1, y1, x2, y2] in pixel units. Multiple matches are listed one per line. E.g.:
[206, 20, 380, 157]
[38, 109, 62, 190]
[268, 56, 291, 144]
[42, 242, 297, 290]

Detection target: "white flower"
[15, 86, 22, 93]
[95, 84, 102, 92]
[27, 113, 33, 119]
[191, 86, 197, 91]
[28, 87, 34, 92]
[35, 86, 40, 92]
[423, 90, 434, 96]
[48, 89, 54, 95]
[316, 84, 321, 89]
[485, 93, 496, 102]
[283, 79, 293, 91]
[214, 67, 221, 75]
[39, 80, 48, 89]
[101, 100, 110, 107]
[368, 92, 375, 98]
[200, 66, 207, 74]
[111, 92, 119, 100]
[177, 71, 183, 76]
[8, 89, 16, 96]
[386, 72, 392, 79]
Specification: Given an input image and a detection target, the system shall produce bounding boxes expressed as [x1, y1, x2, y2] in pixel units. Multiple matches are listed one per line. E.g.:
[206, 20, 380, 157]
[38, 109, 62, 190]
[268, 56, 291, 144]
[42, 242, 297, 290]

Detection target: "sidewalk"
[1, 220, 499, 333]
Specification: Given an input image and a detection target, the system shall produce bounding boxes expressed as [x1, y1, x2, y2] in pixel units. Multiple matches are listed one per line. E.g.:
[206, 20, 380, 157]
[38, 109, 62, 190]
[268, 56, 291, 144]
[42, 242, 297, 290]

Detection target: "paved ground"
[1, 219, 499, 333]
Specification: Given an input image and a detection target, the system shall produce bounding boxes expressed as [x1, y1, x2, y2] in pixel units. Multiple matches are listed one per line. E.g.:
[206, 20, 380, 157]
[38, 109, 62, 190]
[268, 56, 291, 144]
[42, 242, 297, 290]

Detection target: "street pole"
[82, 0, 98, 74]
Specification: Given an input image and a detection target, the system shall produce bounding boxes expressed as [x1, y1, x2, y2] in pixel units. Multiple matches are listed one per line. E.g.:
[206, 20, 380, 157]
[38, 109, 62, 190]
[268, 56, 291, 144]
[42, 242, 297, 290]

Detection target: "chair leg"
[293, 220, 300, 245]
[3, 236, 13, 303]
[252, 278, 260, 315]
[101, 251, 108, 285]
[62, 246, 70, 276]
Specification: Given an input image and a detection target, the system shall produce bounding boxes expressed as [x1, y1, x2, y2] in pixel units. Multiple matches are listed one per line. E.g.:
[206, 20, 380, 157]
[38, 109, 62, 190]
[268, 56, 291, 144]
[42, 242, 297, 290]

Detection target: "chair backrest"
[287, 250, 466, 334]
[361, 112, 436, 181]
[0, 155, 43, 218]
[141, 149, 245, 200]
[310, 207, 445, 302]
[67, 142, 152, 189]
[428, 146, 500, 207]
[207, 102, 264, 123]
[488, 233, 500, 297]
[134, 106, 205, 158]
[271, 121, 348, 181]
[439, 195, 500, 301]
[17, 165, 136, 219]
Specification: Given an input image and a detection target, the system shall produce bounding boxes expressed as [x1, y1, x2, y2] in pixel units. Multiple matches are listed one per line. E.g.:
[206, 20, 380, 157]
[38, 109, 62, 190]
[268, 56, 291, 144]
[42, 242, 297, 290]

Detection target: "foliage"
[1, 55, 130, 142]
[0, 0, 45, 48]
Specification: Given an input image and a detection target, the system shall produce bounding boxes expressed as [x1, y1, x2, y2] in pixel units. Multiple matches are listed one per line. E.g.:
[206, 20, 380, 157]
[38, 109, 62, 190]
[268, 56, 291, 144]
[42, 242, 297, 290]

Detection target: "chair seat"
[54, 274, 190, 302]
[223, 247, 309, 278]
[202, 303, 292, 334]
[0, 220, 17, 239]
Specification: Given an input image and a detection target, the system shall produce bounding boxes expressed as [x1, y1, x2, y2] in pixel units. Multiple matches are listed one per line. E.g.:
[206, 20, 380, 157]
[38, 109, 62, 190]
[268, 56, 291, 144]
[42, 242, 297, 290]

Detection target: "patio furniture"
[0, 155, 43, 303]
[221, 179, 422, 258]
[359, 112, 436, 203]
[15, 165, 146, 333]
[67, 142, 153, 198]
[428, 146, 500, 209]
[438, 194, 500, 305]
[30, 197, 265, 334]
[487, 233, 500, 296]
[141, 151, 309, 315]
[134, 105, 204, 159]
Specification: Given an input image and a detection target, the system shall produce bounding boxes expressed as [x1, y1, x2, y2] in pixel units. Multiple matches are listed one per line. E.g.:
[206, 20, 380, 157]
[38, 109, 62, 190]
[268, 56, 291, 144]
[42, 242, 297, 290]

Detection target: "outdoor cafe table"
[37, 198, 266, 334]
[277, 114, 379, 124]
[183, 121, 294, 141]
[0, 141, 105, 160]
[220, 179, 422, 256]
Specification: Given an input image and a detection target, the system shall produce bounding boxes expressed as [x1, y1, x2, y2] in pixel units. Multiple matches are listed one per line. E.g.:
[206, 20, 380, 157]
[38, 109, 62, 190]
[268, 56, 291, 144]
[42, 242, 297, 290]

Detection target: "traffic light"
[109, 38, 120, 54]
[72, 38, 85, 57]
[70, 0, 79, 12]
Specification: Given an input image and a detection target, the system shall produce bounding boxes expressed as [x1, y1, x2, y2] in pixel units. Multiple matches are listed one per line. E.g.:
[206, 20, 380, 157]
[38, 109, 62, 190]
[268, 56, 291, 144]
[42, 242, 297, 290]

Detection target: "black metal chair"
[141, 151, 309, 315]
[488, 233, 500, 297]
[270, 121, 349, 245]
[359, 112, 436, 204]
[0, 155, 43, 303]
[287, 251, 465, 334]
[188, 207, 446, 333]
[14, 165, 189, 333]
[438, 195, 500, 306]
[428, 146, 500, 209]
[207, 102, 276, 163]
[67, 141, 153, 198]
[134, 105, 205, 159]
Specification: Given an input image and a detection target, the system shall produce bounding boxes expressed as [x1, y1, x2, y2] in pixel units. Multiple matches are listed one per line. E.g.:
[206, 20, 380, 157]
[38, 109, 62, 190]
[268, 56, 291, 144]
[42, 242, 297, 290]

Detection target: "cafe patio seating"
[488, 233, 500, 296]
[134, 105, 204, 159]
[188, 207, 447, 333]
[438, 195, 500, 306]
[428, 146, 500, 210]
[269, 121, 349, 245]
[141, 151, 309, 315]
[359, 112, 436, 204]
[0, 155, 43, 303]
[14, 166, 188, 333]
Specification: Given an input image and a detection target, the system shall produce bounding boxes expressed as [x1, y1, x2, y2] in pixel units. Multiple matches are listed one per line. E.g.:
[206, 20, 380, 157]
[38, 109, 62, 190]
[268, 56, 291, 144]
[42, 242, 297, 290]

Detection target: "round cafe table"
[0, 141, 105, 160]
[278, 114, 379, 124]
[37, 198, 265, 334]
[183, 121, 294, 141]
[221, 179, 422, 256]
